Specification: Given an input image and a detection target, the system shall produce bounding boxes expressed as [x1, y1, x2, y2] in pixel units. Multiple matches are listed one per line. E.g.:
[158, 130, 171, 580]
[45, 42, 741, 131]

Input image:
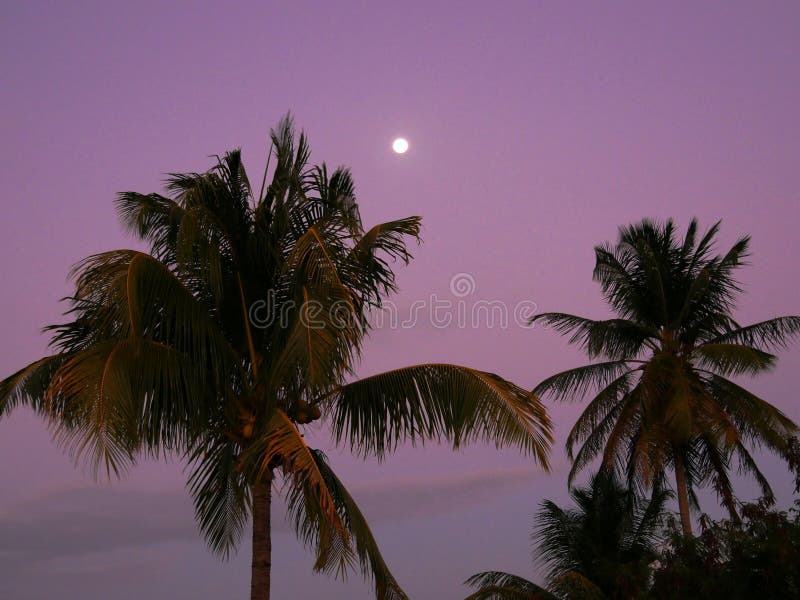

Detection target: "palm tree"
[531, 218, 800, 535]
[0, 116, 552, 600]
[464, 471, 668, 599]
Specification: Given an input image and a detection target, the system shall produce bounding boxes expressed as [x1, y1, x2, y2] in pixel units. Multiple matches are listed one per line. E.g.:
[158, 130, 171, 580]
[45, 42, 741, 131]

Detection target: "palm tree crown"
[532, 218, 800, 534]
[0, 116, 552, 599]
[465, 471, 669, 599]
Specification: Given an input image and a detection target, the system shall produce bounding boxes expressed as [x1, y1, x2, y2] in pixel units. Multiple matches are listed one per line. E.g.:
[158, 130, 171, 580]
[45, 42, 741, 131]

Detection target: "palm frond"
[49, 336, 216, 473]
[306, 450, 408, 600]
[631, 482, 672, 547]
[732, 440, 775, 505]
[242, 410, 346, 540]
[63, 250, 238, 379]
[45, 340, 140, 477]
[328, 364, 552, 467]
[549, 572, 605, 600]
[530, 313, 657, 359]
[693, 434, 738, 520]
[464, 572, 553, 600]
[705, 316, 800, 350]
[115, 192, 184, 262]
[267, 283, 359, 393]
[0, 355, 69, 417]
[704, 374, 797, 448]
[564, 370, 636, 460]
[534, 361, 634, 403]
[344, 217, 422, 308]
[186, 433, 250, 557]
[534, 499, 581, 580]
[567, 395, 630, 483]
[692, 343, 776, 376]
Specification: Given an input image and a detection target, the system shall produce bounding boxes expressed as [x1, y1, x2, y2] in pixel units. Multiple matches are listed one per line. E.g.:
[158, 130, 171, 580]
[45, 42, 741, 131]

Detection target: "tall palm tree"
[531, 218, 800, 535]
[0, 117, 552, 600]
[464, 471, 668, 599]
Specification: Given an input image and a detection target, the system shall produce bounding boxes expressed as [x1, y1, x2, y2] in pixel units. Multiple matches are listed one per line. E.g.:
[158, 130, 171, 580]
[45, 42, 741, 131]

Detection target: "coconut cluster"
[292, 400, 322, 424]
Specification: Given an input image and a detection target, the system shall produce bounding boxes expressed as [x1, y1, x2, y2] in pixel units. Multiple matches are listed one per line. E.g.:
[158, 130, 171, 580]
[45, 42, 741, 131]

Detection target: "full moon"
[392, 138, 409, 154]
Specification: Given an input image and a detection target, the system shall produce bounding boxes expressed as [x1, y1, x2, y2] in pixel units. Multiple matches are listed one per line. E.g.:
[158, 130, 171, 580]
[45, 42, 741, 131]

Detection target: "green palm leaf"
[306, 450, 408, 600]
[0, 354, 68, 417]
[692, 343, 775, 376]
[186, 433, 250, 557]
[329, 364, 552, 466]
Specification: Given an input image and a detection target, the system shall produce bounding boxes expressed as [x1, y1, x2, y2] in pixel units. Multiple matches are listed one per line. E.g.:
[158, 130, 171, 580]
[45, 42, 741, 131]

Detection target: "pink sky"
[1, 1, 799, 598]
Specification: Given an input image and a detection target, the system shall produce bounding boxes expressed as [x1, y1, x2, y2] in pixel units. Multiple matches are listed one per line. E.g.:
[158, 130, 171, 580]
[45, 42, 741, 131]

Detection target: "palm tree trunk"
[673, 451, 693, 536]
[251, 472, 273, 600]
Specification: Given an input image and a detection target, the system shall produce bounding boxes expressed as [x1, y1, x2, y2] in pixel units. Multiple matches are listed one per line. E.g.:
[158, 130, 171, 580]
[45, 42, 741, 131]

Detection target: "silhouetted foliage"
[464, 471, 668, 600]
[651, 500, 800, 599]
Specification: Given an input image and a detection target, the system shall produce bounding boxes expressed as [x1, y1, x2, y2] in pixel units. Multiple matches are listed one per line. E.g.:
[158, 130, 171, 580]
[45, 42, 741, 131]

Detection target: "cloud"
[0, 462, 551, 582]
[0, 485, 197, 574]
[345, 465, 545, 521]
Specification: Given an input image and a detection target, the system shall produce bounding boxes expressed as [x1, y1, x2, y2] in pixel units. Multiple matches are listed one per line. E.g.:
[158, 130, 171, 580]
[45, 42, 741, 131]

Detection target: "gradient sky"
[2, 1, 799, 598]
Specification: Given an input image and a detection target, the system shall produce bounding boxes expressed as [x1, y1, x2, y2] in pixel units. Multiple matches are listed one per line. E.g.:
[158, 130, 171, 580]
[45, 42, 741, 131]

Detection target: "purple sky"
[2, 1, 799, 598]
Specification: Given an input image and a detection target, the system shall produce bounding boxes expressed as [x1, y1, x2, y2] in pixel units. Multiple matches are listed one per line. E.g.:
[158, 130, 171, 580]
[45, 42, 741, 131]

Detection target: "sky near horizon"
[2, 1, 800, 598]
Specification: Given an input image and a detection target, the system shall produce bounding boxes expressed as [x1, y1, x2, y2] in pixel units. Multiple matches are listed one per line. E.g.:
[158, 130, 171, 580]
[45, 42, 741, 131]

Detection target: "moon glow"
[392, 138, 409, 154]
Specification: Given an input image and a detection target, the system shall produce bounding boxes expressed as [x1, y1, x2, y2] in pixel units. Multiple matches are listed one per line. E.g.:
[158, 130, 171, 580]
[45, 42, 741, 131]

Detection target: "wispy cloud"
[0, 461, 557, 585]
[345, 465, 547, 521]
[0, 486, 197, 571]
